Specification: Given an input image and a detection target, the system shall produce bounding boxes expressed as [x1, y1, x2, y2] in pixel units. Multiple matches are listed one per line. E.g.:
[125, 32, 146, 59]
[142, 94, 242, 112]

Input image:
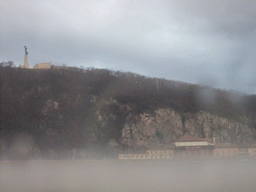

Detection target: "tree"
[0, 60, 14, 67]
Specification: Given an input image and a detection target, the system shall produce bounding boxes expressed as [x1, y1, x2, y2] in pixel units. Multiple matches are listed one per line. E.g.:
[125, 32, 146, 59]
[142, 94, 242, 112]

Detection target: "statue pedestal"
[24, 55, 29, 68]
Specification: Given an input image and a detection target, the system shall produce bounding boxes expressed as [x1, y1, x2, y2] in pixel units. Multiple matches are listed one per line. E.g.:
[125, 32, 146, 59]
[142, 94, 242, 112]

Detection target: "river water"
[1, 159, 256, 192]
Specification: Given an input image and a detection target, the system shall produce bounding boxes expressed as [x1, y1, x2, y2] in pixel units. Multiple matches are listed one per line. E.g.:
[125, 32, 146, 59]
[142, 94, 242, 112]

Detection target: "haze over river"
[1, 159, 256, 192]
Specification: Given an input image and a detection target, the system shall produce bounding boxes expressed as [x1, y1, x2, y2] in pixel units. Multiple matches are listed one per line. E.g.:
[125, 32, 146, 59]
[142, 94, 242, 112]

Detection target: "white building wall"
[175, 141, 208, 147]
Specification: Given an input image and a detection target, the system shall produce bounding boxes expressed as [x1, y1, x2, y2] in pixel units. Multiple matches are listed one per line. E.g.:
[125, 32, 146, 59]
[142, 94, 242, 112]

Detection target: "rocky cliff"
[120, 108, 254, 149]
[95, 98, 255, 150]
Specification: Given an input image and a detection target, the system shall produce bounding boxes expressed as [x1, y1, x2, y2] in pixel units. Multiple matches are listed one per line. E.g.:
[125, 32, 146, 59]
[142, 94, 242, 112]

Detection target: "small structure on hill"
[33, 62, 51, 69]
[19, 46, 51, 69]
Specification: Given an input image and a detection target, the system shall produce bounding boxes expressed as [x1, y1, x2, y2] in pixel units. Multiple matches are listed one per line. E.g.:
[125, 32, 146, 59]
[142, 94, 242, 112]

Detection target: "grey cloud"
[1, 0, 256, 94]
[169, 0, 256, 37]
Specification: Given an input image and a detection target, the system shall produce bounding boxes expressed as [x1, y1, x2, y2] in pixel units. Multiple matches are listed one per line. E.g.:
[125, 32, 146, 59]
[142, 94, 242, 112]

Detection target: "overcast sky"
[1, 0, 256, 94]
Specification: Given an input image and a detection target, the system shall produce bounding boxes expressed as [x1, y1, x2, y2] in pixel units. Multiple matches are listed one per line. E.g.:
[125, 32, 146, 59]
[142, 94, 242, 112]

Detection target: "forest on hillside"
[1, 62, 256, 159]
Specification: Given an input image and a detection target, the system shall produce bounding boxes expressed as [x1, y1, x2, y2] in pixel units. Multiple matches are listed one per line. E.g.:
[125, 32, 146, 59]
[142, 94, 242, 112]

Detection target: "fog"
[1, 159, 256, 191]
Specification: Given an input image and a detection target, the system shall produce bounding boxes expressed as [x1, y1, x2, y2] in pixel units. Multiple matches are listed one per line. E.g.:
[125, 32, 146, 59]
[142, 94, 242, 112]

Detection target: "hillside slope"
[0, 65, 256, 159]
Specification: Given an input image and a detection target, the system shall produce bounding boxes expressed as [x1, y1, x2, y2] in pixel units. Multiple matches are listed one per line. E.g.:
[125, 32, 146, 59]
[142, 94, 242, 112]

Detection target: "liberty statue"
[23, 46, 29, 68]
[24, 46, 28, 55]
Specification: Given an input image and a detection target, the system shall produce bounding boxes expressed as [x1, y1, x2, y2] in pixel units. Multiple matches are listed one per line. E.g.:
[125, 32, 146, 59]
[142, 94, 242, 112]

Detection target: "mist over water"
[1, 159, 256, 192]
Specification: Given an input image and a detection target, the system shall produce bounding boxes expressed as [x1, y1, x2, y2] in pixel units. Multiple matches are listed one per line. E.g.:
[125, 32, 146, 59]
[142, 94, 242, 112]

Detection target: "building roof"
[175, 135, 212, 143]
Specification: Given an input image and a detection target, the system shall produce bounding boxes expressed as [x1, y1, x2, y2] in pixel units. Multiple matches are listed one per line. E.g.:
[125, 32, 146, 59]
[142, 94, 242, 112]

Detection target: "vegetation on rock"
[0, 63, 256, 159]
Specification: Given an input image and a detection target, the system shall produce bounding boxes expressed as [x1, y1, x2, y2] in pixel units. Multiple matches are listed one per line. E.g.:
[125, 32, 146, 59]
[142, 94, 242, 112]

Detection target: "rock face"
[121, 108, 255, 149]
[37, 96, 255, 151]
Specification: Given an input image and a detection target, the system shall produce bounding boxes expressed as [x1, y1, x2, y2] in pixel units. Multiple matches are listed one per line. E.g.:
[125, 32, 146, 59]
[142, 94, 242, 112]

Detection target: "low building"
[119, 149, 174, 160]
[213, 143, 239, 158]
[248, 143, 256, 157]
[146, 149, 174, 156]
[118, 153, 173, 160]
[33, 62, 51, 69]
[119, 154, 152, 160]
[237, 144, 249, 157]
[174, 135, 214, 147]
[174, 135, 214, 158]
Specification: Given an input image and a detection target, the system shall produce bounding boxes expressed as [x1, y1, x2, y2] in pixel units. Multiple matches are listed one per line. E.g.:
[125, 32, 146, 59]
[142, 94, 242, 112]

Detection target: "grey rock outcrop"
[121, 108, 255, 149]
